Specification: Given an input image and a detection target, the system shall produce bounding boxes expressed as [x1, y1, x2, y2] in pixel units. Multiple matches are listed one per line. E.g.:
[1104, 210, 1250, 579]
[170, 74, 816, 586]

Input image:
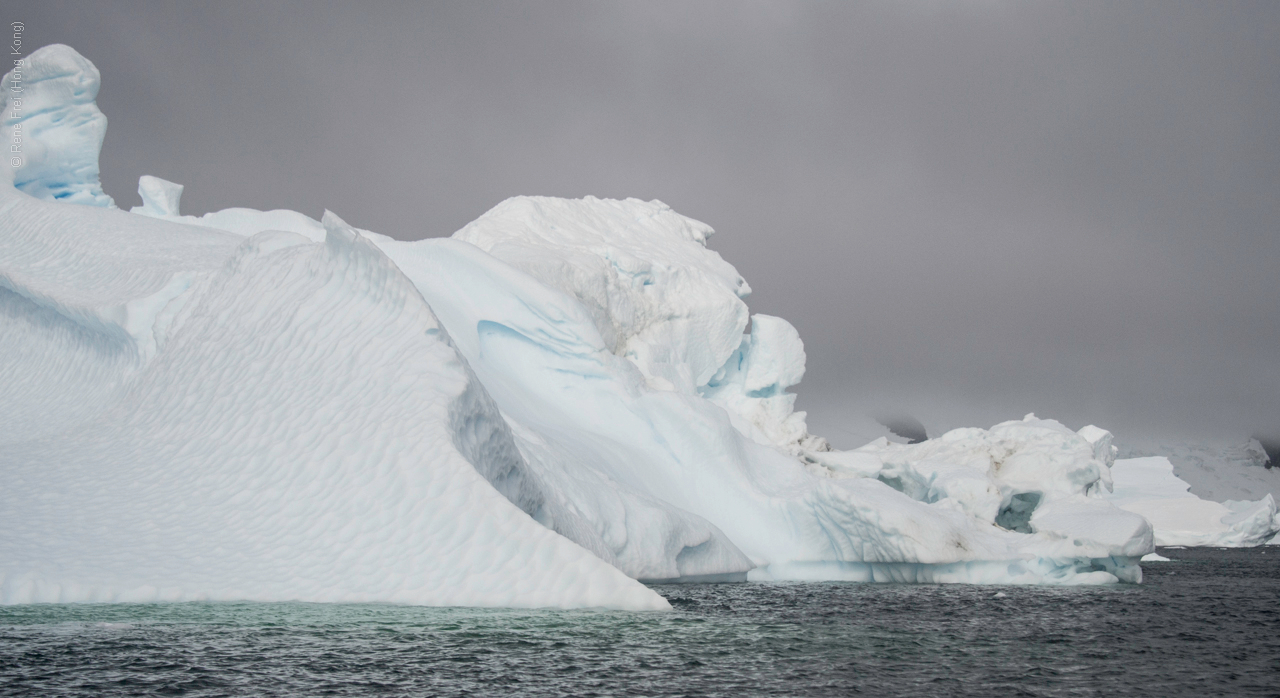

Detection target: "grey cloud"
[13, 0, 1279, 444]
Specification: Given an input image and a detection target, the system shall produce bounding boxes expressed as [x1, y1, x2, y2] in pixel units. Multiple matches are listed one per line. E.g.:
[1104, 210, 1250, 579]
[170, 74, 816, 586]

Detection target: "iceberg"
[0, 45, 1197, 610]
[0, 47, 665, 610]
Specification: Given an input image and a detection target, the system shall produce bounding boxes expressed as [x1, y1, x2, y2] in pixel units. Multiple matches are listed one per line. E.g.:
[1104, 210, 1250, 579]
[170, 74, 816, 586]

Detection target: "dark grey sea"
[1, 547, 1277, 697]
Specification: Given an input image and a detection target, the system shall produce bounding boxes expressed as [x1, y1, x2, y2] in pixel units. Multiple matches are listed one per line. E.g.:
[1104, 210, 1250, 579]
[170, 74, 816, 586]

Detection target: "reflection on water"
[1, 548, 1277, 697]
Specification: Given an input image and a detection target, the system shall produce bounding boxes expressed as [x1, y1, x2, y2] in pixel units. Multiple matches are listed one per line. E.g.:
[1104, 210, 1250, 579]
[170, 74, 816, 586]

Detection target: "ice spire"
[1, 44, 115, 207]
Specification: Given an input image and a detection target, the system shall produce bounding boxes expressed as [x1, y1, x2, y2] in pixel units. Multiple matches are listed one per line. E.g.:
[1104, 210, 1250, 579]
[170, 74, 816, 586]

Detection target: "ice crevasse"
[0, 44, 1212, 610]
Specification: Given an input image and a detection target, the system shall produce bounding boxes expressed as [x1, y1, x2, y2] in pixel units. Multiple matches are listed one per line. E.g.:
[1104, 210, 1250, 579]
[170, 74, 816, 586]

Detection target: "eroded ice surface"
[1, 44, 113, 207]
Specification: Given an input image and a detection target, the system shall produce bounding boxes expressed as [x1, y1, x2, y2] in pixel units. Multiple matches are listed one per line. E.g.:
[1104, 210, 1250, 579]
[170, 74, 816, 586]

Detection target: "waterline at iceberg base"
[1, 45, 1272, 609]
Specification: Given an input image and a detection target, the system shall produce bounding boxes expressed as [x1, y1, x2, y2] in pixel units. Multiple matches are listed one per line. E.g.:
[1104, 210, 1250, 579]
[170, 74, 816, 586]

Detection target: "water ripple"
[1, 548, 1277, 697]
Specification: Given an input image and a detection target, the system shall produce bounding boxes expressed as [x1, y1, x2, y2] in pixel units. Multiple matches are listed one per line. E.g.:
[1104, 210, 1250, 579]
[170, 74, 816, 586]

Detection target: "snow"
[8, 44, 1274, 610]
[370, 234, 756, 582]
[0, 178, 240, 442]
[1, 48, 668, 610]
[823, 416, 1151, 572]
[124, 185, 1166, 585]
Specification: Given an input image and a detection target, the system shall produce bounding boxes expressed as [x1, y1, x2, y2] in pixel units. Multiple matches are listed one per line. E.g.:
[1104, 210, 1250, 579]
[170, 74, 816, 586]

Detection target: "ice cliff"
[2, 45, 1270, 609]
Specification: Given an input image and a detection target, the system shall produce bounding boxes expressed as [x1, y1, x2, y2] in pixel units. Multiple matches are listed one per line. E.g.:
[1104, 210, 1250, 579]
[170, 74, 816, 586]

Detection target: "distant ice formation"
[1105, 457, 1278, 547]
[2, 45, 1269, 609]
[1118, 439, 1280, 502]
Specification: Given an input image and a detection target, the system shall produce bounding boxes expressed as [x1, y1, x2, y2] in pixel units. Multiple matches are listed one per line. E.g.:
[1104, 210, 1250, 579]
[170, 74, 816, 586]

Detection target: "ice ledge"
[750, 556, 1144, 585]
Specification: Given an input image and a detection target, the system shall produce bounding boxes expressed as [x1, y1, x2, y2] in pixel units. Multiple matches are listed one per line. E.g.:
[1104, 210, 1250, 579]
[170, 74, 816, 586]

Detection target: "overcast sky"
[16, 1, 1279, 444]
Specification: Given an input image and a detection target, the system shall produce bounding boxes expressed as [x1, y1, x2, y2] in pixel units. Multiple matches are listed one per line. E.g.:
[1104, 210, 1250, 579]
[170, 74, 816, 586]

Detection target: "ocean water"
[1, 547, 1276, 697]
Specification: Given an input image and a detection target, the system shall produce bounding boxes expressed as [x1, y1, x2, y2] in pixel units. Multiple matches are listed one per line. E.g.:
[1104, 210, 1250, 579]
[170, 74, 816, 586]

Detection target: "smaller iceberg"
[1104, 457, 1279, 547]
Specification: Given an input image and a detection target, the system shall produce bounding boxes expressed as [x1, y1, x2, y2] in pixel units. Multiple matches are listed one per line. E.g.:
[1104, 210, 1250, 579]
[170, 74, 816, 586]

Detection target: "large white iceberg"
[0, 45, 1187, 609]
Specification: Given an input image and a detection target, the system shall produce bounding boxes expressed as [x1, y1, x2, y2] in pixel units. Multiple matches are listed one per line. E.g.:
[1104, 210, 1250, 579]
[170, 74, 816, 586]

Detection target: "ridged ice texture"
[0, 189, 667, 610]
[0, 185, 240, 442]
[181, 209, 761, 582]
